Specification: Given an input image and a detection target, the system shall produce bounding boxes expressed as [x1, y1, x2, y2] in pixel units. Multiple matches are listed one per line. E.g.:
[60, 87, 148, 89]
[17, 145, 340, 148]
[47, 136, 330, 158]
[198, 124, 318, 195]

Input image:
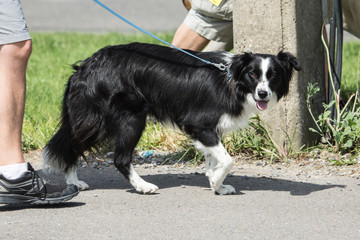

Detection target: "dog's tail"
[42, 114, 80, 172]
[43, 71, 107, 172]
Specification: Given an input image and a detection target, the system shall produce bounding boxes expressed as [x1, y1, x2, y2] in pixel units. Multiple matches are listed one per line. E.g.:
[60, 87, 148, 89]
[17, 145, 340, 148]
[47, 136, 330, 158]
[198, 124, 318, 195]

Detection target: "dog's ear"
[275, 51, 301, 98]
[229, 52, 253, 80]
[277, 51, 301, 72]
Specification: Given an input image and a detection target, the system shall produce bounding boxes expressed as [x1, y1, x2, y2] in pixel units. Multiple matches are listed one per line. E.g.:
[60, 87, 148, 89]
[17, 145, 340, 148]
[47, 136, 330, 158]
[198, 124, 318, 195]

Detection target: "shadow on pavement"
[142, 173, 346, 196]
[0, 201, 85, 212]
[38, 166, 346, 196]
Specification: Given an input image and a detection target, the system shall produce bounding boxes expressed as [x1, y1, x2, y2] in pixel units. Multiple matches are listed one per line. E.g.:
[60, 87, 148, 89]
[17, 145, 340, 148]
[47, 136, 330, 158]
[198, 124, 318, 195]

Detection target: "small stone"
[105, 152, 115, 158]
[256, 161, 267, 166]
[152, 158, 164, 164]
[162, 166, 170, 171]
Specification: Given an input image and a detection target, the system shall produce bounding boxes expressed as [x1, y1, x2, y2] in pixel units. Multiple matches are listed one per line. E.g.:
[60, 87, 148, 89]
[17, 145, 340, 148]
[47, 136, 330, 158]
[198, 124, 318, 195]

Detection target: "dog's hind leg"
[194, 141, 235, 195]
[65, 166, 89, 190]
[112, 113, 158, 194]
[115, 146, 159, 194]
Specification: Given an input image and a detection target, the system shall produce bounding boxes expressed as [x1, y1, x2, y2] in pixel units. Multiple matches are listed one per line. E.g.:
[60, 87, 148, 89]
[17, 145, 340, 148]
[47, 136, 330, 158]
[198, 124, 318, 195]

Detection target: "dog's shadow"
[40, 165, 345, 196]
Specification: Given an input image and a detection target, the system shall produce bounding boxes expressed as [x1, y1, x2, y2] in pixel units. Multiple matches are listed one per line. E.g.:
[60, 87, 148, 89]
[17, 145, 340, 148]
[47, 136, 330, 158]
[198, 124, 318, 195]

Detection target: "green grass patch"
[341, 41, 360, 99]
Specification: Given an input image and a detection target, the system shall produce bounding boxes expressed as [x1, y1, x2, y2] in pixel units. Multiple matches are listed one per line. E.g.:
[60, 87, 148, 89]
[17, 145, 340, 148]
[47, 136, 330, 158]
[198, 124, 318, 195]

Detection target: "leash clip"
[213, 63, 232, 78]
[213, 63, 227, 71]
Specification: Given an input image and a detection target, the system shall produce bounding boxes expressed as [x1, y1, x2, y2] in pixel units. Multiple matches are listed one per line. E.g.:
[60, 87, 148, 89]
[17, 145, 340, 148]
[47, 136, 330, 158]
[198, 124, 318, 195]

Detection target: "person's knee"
[0, 39, 32, 61]
[17, 40, 32, 60]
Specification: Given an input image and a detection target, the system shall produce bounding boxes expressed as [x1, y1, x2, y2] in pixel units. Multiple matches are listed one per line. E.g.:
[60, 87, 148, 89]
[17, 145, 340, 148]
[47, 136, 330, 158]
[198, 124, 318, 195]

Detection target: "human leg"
[0, 0, 79, 204]
[0, 40, 31, 167]
[173, 1, 233, 52]
[0, 40, 79, 204]
[172, 22, 210, 51]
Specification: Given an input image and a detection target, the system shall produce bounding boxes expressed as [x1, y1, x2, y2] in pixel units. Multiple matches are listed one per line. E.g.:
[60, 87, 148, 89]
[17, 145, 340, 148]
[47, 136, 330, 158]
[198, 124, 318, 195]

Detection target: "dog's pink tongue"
[256, 101, 268, 111]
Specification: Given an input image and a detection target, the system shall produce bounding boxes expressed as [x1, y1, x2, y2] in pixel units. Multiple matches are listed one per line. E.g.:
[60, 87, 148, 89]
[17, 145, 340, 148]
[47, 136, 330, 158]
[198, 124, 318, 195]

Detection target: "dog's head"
[230, 51, 301, 111]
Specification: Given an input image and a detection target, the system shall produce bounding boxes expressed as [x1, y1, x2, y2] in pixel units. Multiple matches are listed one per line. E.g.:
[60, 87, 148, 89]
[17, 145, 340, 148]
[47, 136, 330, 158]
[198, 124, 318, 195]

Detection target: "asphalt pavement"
[1, 158, 360, 240]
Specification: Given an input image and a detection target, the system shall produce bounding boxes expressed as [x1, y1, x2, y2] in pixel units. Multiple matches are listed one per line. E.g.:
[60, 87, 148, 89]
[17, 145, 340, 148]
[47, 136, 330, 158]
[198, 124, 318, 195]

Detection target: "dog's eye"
[268, 72, 276, 80]
[249, 72, 257, 79]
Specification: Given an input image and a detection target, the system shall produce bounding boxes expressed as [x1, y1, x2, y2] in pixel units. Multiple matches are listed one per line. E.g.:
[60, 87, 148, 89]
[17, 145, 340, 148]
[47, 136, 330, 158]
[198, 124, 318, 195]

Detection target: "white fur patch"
[65, 167, 89, 190]
[42, 147, 89, 190]
[217, 92, 279, 134]
[254, 57, 272, 101]
[217, 94, 258, 134]
[261, 57, 271, 81]
[42, 147, 67, 172]
[129, 164, 158, 194]
[194, 141, 235, 194]
[219, 51, 234, 64]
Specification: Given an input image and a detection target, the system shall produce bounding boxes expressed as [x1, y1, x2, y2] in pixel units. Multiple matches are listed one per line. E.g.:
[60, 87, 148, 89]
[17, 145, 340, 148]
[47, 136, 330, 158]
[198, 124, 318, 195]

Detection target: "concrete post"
[233, 0, 325, 150]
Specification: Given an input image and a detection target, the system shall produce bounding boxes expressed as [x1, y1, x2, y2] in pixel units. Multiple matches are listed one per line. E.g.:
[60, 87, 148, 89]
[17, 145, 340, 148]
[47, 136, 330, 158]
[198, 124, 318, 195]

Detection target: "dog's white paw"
[135, 182, 159, 194]
[67, 180, 89, 190]
[215, 184, 236, 195]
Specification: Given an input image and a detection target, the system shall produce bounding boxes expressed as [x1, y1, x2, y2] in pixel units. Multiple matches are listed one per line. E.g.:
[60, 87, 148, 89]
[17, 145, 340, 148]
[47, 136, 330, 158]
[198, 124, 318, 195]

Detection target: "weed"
[224, 115, 299, 162]
[307, 83, 360, 153]
[306, 10, 360, 156]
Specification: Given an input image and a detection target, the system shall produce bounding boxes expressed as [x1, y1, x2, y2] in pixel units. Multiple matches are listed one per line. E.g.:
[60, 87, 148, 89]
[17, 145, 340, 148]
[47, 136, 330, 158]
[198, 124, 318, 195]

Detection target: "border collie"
[43, 43, 300, 195]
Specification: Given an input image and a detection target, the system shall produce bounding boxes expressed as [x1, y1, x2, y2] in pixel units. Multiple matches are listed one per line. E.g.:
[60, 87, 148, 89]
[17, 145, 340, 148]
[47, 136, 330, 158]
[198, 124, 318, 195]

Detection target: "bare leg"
[172, 22, 210, 51]
[0, 40, 32, 167]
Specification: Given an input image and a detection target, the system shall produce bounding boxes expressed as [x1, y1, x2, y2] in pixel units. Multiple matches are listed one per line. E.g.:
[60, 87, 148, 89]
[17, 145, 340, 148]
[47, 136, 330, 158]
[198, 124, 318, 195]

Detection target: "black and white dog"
[43, 43, 300, 195]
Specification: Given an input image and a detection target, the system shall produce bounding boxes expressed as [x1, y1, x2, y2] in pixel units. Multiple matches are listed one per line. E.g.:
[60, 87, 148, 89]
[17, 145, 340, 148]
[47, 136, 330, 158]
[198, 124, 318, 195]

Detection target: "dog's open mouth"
[256, 100, 269, 111]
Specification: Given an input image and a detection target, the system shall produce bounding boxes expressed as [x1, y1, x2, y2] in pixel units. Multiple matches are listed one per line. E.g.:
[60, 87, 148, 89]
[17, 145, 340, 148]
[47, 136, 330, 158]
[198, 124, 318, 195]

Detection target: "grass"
[341, 41, 360, 99]
[23, 33, 360, 162]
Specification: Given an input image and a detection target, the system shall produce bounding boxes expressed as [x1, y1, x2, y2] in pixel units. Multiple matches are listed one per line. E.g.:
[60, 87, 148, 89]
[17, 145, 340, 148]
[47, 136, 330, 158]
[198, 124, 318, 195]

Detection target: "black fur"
[44, 42, 300, 181]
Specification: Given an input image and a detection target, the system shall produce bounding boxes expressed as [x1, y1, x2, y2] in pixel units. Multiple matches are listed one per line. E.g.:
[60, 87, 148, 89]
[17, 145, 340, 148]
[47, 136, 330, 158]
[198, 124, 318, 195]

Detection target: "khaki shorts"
[0, 0, 31, 45]
[184, 0, 233, 43]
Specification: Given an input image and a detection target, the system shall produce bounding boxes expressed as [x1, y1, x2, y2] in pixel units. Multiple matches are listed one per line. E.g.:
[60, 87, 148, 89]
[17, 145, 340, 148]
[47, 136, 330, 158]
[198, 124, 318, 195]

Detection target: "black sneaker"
[0, 163, 79, 204]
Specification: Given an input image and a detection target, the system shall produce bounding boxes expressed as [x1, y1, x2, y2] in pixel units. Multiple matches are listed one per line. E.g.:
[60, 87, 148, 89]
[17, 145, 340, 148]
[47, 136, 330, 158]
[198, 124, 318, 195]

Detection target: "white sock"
[0, 163, 28, 180]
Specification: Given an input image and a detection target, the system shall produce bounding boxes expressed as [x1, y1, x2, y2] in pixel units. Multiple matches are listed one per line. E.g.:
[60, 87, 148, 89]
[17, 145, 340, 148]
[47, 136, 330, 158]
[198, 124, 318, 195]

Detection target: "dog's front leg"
[195, 141, 236, 195]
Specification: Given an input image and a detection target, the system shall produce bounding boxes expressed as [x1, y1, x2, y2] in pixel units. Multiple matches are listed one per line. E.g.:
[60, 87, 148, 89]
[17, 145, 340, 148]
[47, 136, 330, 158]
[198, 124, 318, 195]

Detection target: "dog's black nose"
[258, 90, 268, 99]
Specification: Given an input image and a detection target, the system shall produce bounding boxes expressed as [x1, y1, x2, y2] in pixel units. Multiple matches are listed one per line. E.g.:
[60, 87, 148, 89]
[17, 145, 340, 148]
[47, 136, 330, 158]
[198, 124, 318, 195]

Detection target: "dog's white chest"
[217, 113, 251, 134]
[217, 94, 258, 134]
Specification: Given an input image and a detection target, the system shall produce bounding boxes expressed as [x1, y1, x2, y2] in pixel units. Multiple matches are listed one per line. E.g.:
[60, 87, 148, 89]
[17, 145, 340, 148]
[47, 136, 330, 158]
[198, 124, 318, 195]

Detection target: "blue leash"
[93, 0, 232, 77]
